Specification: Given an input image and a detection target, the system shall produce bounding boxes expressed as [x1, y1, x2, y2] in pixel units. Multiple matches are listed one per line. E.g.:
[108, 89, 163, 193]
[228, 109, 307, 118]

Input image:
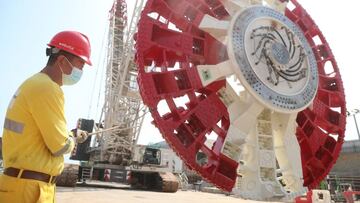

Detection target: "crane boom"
[90, 0, 147, 165]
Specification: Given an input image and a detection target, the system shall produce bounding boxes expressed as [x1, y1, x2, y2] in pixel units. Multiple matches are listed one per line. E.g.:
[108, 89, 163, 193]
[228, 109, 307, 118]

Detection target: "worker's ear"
[56, 55, 71, 74]
[56, 55, 66, 65]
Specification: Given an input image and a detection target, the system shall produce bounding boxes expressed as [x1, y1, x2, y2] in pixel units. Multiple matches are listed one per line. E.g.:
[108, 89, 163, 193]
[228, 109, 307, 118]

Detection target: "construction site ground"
[56, 186, 280, 203]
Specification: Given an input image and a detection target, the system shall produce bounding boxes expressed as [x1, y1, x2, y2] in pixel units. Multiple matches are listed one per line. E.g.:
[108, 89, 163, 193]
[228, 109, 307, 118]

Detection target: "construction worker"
[0, 31, 92, 202]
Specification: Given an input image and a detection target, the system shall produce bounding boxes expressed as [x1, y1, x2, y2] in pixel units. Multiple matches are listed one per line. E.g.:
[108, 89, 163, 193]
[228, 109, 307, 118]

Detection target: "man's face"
[57, 55, 85, 74]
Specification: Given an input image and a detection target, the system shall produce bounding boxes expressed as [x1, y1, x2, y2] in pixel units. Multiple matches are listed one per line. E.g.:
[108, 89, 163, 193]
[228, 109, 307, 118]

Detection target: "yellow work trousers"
[0, 174, 55, 203]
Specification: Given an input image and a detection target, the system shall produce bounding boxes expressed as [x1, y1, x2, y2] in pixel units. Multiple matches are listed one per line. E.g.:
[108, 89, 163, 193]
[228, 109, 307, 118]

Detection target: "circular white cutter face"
[228, 6, 318, 113]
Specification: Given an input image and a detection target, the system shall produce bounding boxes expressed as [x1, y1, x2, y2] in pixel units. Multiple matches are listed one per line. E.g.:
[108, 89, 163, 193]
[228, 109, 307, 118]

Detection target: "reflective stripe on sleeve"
[4, 118, 25, 134]
[53, 137, 74, 157]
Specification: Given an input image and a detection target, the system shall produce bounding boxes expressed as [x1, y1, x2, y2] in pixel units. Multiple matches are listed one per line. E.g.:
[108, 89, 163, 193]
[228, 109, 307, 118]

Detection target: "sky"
[0, 0, 360, 164]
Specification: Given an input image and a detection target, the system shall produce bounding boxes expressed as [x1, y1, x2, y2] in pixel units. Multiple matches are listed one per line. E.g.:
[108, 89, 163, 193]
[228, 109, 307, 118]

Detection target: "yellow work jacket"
[2, 72, 74, 176]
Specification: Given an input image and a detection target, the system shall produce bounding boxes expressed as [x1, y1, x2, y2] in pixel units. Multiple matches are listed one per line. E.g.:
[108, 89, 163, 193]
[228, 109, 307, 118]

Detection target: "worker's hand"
[72, 129, 88, 143]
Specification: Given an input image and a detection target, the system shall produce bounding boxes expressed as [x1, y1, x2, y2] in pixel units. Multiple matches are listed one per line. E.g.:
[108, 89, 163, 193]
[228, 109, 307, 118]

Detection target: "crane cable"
[87, 26, 108, 119]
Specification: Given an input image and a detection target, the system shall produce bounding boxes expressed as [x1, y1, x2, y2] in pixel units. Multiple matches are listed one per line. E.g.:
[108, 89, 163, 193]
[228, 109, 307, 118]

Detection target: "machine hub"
[228, 6, 319, 113]
[271, 42, 290, 65]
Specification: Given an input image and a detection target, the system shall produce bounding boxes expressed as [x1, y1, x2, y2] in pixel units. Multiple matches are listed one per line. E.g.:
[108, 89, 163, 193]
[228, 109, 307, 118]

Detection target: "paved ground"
[56, 187, 278, 203]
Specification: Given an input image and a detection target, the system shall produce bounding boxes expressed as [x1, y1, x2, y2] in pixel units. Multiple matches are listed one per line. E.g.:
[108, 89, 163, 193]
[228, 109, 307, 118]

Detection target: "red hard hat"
[48, 31, 92, 65]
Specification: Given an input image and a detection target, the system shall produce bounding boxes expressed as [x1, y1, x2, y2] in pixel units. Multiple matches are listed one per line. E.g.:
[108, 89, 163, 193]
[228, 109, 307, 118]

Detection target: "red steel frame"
[136, 0, 346, 192]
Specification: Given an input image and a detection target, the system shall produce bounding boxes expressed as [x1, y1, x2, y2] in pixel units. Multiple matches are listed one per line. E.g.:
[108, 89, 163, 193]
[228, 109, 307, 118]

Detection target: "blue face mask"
[59, 57, 83, 86]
